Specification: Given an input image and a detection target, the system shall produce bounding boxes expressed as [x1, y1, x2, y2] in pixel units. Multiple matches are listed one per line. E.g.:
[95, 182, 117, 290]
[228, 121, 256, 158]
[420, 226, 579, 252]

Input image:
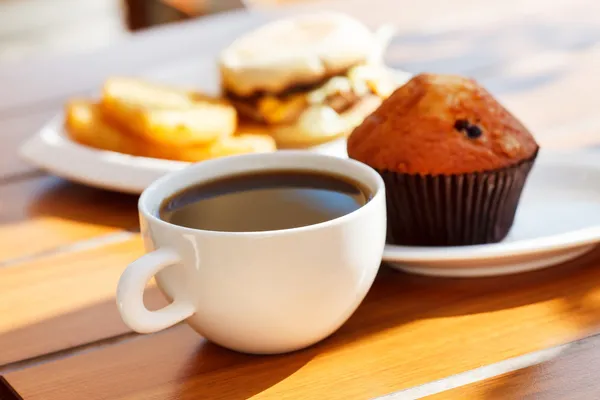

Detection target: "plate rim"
[18, 113, 350, 194]
[19, 117, 182, 194]
[382, 226, 600, 262]
[386, 244, 597, 278]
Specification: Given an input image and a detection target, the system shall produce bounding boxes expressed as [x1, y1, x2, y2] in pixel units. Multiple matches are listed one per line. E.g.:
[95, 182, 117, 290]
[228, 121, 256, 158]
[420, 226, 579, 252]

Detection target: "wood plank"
[6, 248, 600, 399]
[0, 236, 167, 367]
[0, 175, 138, 263]
[428, 333, 600, 399]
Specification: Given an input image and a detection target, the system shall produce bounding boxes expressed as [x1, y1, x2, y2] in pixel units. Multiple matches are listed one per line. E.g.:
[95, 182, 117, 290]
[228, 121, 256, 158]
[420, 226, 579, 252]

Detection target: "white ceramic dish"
[383, 150, 600, 277]
[19, 68, 411, 194]
[19, 116, 351, 194]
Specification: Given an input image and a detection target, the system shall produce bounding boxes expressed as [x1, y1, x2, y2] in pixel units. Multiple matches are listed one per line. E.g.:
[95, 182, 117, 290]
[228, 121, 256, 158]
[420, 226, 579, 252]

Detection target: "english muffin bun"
[219, 13, 402, 148]
[220, 12, 380, 97]
[348, 73, 540, 246]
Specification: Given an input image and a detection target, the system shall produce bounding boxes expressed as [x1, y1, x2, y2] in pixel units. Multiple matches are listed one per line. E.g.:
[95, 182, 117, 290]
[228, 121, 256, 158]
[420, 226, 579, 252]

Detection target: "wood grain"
[0, 175, 138, 264]
[0, 236, 167, 367]
[6, 248, 600, 399]
[429, 333, 600, 399]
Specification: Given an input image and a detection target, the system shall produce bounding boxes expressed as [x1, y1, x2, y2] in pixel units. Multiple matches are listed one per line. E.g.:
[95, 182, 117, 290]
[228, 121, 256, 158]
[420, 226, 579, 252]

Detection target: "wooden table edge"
[0, 377, 23, 400]
[0, 334, 590, 400]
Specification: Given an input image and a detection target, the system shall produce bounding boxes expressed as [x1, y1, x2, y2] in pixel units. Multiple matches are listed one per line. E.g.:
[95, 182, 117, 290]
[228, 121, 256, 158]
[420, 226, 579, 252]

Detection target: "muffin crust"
[347, 73, 539, 175]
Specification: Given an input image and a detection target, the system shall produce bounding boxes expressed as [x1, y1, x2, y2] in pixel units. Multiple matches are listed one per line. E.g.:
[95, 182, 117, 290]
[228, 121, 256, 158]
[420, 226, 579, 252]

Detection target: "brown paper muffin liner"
[378, 151, 538, 246]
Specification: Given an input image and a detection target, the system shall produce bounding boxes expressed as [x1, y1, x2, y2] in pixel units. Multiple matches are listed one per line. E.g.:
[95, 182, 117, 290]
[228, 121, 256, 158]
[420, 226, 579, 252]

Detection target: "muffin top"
[347, 73, 539, 175]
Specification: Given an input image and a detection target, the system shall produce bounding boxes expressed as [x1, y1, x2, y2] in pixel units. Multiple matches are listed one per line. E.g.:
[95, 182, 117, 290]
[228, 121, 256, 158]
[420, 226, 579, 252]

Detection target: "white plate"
[382, 150, 600, 277]
[18, 116, 351, 194]
[19, 67, 411, 194]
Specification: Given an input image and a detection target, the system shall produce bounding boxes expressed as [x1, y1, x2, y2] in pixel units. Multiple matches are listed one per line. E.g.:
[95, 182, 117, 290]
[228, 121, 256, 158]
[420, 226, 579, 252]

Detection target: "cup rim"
[138, 150, 385, 237]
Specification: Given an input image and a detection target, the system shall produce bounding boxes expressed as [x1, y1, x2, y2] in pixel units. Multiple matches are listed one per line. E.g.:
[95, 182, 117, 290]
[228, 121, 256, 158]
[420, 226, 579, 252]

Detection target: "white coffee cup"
[116, 151, 386, 354]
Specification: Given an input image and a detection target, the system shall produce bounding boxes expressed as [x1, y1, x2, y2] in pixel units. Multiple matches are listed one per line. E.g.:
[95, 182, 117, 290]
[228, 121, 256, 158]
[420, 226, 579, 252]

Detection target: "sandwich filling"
[224, 63, 397, 126]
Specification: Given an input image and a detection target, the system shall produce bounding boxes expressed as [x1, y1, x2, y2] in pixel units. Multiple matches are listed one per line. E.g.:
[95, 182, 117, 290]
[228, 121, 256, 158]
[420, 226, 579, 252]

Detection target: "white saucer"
[381, 150, 600, 277]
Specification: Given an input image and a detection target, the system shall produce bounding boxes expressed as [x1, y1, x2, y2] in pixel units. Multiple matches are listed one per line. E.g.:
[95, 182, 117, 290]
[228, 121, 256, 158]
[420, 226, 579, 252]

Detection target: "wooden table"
[2, 0, 600, 398]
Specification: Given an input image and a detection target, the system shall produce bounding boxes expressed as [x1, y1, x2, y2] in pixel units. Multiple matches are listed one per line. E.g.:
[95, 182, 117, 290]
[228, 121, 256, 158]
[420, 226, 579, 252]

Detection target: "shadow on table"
[0, 288, 168, 372]
[314, 245, 600, 354]
[174, 343, 314, 400]
[24, 178, 139, 230]
[0, 291, 313, 399]
[166, 248, 600, 398]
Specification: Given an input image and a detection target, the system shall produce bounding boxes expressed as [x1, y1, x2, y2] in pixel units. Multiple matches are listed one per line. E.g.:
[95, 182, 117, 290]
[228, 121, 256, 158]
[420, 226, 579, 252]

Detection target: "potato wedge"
[65, 99, 152, 157]
[65, 100, 275, 162]
[172, 134, 276, 162]
[100, 77, 237, 147]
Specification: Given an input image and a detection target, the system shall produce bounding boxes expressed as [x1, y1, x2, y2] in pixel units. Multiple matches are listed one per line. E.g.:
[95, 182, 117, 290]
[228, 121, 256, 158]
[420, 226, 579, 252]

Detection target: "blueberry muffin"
[347, 73, 539, 246]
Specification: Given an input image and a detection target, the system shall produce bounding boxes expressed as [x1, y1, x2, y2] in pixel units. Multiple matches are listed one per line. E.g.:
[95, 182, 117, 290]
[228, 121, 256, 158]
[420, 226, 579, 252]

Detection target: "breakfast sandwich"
[218, 12, 402, 148]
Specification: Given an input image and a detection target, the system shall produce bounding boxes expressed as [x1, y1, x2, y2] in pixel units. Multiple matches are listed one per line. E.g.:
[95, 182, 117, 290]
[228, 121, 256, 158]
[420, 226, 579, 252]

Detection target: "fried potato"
[100, 77, 237, 147]
[65, 99, 152, 157]
[172, 134, 276, 162]
[65, 100, 275, 162]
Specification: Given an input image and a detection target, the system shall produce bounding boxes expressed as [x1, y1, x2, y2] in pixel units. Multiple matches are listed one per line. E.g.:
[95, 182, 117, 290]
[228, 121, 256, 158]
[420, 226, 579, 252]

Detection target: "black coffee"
[160, 170, 369, 232]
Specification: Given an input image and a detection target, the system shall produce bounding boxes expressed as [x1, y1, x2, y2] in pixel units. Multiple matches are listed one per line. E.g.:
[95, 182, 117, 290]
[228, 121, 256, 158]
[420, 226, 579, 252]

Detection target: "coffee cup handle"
[116, 248, 196, 334]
